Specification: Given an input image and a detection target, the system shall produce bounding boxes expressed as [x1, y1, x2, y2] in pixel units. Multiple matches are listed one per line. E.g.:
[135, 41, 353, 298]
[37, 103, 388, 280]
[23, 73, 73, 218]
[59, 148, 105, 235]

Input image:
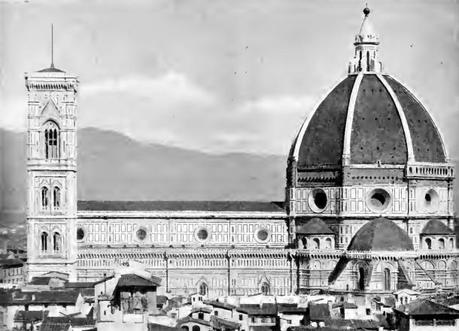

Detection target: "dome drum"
[296, 169, 341, 186]
[343, 167, 404, 186]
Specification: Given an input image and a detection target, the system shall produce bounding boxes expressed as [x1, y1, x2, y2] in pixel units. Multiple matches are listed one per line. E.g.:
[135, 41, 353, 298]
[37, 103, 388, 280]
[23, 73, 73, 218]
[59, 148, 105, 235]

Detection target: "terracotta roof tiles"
[78, 200, 285, 212]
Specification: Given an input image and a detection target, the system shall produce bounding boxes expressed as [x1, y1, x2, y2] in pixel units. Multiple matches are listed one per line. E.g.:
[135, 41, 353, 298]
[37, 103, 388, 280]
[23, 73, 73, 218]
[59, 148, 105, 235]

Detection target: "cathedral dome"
[290, 8, 447, 170]
[291, 73, 447, 169]
[347, 218, 413, 251]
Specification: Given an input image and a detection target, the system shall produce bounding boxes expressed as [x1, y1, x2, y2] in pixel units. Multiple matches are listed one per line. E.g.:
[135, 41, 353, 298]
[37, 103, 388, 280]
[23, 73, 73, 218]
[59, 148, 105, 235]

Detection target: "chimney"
[2, 239, 8, 253]
[328, 300, 333, 313]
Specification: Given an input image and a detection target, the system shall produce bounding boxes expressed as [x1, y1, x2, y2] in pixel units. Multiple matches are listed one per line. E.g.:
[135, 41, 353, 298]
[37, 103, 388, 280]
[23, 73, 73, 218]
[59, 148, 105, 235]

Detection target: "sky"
[0, 0, 458, 156]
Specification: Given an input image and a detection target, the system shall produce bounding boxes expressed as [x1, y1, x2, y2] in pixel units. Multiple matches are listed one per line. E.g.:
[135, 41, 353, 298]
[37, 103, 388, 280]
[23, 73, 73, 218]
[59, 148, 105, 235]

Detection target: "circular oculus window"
[424, 189, 439, 212]
[77, 228, 85, 241]
[136, 228, 147, 241]
[368, 188, 391, 211]
[309, 188, 328, 213]
[256, 229, 269, 242]
[196, 228, 209, 241]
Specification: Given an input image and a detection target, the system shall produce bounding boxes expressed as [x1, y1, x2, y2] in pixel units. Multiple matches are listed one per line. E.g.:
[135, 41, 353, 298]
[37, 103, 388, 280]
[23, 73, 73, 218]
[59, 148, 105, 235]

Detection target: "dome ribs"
[290, 72, 449, 187]
[383, 75, 447, 163]
[297, 75, 356, 169]
[350, 74, 407, 164]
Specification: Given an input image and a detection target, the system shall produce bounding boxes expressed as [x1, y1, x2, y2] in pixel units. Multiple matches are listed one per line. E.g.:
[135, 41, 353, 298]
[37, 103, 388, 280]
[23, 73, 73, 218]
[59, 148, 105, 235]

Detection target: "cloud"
[238, 95, 316, 115]
[200, 94, 315, 154]
[0, 98, 27, 131]
[82, 71, 215, 106]
[78, 72, 315, 155]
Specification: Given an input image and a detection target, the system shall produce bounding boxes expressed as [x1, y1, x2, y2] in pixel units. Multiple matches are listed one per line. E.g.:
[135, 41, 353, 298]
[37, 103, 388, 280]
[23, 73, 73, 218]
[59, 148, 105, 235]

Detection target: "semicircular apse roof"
[347, 218, 413, 251]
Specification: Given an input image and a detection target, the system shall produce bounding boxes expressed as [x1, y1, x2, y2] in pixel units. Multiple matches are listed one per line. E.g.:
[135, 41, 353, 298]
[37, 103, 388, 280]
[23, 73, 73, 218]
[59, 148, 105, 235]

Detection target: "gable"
[40, 99, 60, 120]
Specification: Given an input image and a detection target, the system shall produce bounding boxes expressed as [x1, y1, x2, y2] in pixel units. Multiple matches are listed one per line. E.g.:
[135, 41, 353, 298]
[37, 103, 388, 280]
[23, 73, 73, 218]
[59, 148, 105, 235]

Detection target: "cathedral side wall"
[76, 215, 288, 248]
[76, 247, 295, 297]
[75, 213, 293, 297]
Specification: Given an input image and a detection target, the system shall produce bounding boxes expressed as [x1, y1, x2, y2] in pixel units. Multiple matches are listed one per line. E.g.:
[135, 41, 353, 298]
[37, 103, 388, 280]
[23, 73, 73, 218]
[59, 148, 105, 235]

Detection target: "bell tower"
[25, 28, 79, 281]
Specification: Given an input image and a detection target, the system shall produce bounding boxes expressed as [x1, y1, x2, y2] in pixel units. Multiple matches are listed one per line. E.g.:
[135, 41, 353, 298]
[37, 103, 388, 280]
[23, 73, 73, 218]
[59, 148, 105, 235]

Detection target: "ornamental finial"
[363, 6, 370, 17]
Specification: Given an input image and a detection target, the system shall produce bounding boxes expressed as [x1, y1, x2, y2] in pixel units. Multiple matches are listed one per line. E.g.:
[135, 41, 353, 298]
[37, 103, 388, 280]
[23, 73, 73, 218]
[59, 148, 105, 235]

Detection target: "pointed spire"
[37, 24, 64, 73]
[348, 6, 383, 74]
[50, 24, 54, 69]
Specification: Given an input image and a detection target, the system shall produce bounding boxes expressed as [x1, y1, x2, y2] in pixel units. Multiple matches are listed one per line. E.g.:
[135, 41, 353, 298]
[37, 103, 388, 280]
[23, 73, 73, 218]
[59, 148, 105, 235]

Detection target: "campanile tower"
[25, 34, 79, 280]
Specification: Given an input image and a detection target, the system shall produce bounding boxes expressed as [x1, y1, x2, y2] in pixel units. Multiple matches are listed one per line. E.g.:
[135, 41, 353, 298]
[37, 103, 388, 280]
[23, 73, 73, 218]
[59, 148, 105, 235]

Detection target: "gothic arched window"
[383, 268, 391, 291]
[41, 232, 48, 251]
[53, 186, 60, 209]
[425, 238, 432, 250]
[44, 121, 59, 159]
[325, 238, 332, 249]
[261, 282, 270, 295]
[41, 187, 49, 209]
[301, 237, 307, 249]
[438, 238, 445, 250]
[366, 50, 370, 71]
[192, 326, 200, 331]
[53, 232, 61, 252]
[199, 282, 208, 296]
[312, 238, 320, 250]
[358, 267, 365, 291]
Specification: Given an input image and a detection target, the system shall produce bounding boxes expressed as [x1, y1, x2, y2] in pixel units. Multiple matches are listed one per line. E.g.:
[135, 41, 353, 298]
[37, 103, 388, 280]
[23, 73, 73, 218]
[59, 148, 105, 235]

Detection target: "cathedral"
[25, 7, 458, 297]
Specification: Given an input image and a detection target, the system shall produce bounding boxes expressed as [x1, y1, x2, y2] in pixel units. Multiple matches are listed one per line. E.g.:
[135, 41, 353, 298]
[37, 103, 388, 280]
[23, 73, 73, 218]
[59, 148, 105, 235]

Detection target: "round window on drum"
[423, 189, 439, 212]
[368, 188, 391, 211]
[256, 228, 269, 242]
[309, 188, 328, 213]
[136, 228, 147, 241]
[77, 228, 85, 241]
[196, 228, 209, 241]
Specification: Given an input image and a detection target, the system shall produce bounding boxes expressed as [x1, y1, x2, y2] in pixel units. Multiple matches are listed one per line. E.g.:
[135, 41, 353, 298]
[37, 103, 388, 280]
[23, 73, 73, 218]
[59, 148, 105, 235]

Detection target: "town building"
[0, 288, 86, 330]
[13, 310, 49, 331]
[24, 6, 458, 298]
[93, 263, 162, 331]
[393, 299, 459, 330]
[0, 258, 25, 287]
[40, 315, 96, 331]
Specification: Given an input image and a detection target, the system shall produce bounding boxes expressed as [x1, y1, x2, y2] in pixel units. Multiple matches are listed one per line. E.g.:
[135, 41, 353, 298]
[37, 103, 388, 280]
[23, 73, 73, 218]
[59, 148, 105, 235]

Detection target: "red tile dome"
[290, 73, 447, 170]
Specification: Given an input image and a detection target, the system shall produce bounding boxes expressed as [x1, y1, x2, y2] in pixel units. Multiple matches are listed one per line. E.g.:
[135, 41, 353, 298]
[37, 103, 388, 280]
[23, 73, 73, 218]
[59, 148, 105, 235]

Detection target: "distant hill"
[0, 127, 286, 227]
[77, 127, 286, 201]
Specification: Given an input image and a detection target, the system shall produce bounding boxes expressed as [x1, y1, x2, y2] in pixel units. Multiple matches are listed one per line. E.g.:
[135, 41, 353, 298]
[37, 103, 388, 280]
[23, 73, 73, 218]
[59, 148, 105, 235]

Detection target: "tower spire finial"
[51, 24, 54, 69]
[363, 5, 370, 17]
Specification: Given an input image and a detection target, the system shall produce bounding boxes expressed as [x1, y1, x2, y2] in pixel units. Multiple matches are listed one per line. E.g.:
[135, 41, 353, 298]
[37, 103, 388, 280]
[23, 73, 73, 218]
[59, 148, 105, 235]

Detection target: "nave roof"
[78, 200, 285, 213]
